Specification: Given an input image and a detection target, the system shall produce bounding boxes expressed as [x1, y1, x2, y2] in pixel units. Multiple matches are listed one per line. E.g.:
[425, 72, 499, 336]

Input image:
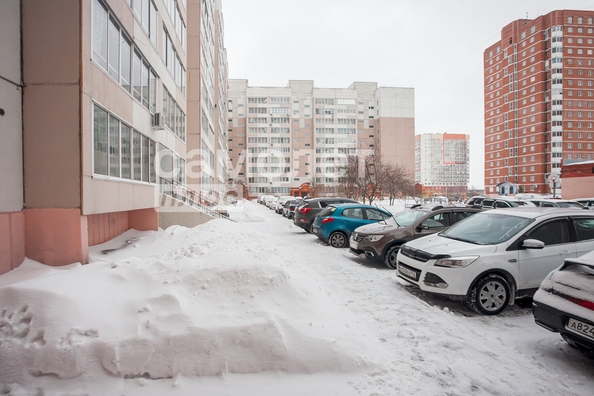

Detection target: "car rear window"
[318, 206, 337, 217]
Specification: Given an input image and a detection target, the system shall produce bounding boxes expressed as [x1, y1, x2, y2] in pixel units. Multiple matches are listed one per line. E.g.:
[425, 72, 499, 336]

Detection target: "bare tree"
[383, 163, 415, 205]
[337, 155, 361, 200]
[337, 149, 414, 205]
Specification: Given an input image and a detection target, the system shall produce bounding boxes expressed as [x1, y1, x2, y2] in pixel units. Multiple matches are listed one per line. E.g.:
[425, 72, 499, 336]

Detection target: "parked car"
[275, 196, 293, 214]
[293, 197, 359, 233]
[575, 198, 594, 209]
[396, 208, 594, 315]
[533, 249, 594, 353]
[480, 197, 536, 209]
[311, 204, 393, 248]
[267, 196, 278, 210]
[350, 205, 482, 269]
[283, 199, 302, 219]
[466, 195, 488, 208]
[529, 199, 586, 209]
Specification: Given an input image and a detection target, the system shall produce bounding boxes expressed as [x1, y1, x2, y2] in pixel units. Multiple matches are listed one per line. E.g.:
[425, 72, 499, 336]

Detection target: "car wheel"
[328, 232, 348, 248]
[383, 245, 401, 269]
[466, 274, 510, 315]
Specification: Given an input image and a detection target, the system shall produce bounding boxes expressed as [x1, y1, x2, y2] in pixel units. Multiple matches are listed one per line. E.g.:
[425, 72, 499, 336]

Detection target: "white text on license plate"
[399, 265, 418, 280]
[566, 318, 594, 340]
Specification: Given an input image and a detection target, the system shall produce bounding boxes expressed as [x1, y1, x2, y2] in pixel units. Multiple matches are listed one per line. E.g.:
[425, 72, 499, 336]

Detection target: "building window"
[92, 0, 108, 70]
[93, 103, 159, 183]
[93, 0, 160, 109]
[93, 105, 109, 175]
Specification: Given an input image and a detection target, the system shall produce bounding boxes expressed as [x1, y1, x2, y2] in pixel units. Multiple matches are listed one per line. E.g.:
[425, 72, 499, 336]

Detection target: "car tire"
[383, 245, 401, 269]
[466, 274, 510, 315]
[328, 232, 348, 248]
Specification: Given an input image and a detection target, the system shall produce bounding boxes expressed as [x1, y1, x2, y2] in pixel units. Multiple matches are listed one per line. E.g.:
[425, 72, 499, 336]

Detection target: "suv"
[480, 197, 535, 209]
[396, 208, 594, 315]
[575, 198, 594, 209]
[350, 205, 481, 269]
[466, 195, 488, 208]
[529, 199, 586, 209]
[293, 197, 359, 232]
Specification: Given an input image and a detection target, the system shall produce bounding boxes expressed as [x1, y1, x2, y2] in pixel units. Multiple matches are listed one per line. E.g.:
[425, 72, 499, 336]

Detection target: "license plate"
[566, 318, 594, 340]
[350, 238, 358, 250]
[398, 265, 418, 281]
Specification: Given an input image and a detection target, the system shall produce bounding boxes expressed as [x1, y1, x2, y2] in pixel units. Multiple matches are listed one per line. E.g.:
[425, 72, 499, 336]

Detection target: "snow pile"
[0, 220, 376, 388]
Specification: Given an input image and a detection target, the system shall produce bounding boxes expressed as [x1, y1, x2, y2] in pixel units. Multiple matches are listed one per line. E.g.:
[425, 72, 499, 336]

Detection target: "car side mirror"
[417, 223, 429, 231]
[522, 238, 545, 249]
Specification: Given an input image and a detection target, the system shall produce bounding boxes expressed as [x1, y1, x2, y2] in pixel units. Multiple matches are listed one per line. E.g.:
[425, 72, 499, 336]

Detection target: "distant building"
[0, 0, 228, 275]
[415, 133, 470, 198]
[227, 80, 415, 197]
[484, 10, 594, 196]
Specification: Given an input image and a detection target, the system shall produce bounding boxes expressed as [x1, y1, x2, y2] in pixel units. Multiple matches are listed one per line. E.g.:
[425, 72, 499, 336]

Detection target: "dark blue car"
[311, 203, 393, 248]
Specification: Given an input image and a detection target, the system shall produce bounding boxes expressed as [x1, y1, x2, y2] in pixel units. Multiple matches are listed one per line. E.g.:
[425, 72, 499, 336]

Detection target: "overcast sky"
[221, 0, 594, 188]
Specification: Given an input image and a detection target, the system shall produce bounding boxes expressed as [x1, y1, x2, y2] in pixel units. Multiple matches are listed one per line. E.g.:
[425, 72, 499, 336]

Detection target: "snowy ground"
[1, 199, 593, 395]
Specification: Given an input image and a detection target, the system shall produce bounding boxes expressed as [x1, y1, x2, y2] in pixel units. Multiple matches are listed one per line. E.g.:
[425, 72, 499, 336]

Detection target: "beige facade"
[227, 80, 415, 197]
[0, 0, 228, 275]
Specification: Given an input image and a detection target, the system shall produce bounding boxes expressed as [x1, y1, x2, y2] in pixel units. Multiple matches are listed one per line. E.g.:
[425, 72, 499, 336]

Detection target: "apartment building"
[187, 0, 229, 198]
[415, 133, 470, 197]
[0, 0, 228, 275]
[227, 80, 415, 197]
[484, 10, 594, 196]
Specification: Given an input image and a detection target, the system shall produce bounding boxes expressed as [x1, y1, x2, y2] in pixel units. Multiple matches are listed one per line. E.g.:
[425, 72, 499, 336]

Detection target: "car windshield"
[440, 212, 535, 245]
[393, 210, 429, 227]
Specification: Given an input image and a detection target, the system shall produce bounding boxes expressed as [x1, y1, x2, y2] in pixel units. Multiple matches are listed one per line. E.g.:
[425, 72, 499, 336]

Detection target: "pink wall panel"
[0, 212, 26, 275]
[24, 208, 87, 267]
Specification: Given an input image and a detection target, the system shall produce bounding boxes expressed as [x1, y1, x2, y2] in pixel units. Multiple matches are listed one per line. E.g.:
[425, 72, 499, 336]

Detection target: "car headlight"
[434, 256, 479, 268]
[366, 235, 384, 242]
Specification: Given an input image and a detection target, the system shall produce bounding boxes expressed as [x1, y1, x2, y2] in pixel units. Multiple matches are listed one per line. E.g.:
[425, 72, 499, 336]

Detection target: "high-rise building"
[484, 10, 594, 196]
[0, 0, 228, 275]
[415, 133, 470, 198]
[227, 80, 415, 197]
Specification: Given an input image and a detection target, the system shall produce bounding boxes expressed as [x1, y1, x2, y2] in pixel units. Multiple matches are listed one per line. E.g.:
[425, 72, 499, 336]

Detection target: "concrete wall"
[22, 0, 81, 209]
[158, 195, 216, 229]
[0, 0, 25, 275]
[0, 0, 23, 214]
[560, 162, 594, 199]
[561, 176, 594, 199]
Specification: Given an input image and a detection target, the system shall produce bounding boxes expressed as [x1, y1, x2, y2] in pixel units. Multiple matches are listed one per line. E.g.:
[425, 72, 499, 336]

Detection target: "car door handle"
[559, 250, 573, 256]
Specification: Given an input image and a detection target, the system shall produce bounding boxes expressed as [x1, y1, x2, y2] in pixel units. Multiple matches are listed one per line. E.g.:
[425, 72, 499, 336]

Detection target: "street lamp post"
[551, 177, 556, 199]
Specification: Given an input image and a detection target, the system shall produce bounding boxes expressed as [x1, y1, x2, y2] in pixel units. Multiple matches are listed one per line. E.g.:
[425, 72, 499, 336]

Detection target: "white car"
[533, 249, 594, 353]
[529, 199, 586, 209]
[275, 196, 294, 214]
[396, 208, 594, 315]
